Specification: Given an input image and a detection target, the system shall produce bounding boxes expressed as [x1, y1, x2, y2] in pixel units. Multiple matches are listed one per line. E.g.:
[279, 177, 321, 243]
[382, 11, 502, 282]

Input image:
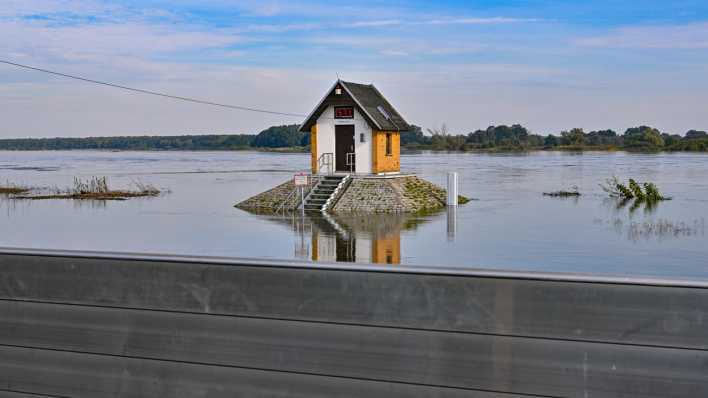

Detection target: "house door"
[335, 125, 355, 172]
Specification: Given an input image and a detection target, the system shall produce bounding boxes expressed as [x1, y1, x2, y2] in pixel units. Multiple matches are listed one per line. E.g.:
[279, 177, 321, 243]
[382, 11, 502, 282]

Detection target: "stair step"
[304, 175, 348, 212]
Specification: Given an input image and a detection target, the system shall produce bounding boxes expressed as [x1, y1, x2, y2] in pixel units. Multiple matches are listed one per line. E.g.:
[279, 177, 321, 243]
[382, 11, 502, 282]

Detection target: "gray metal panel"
[3, 247, 707, 287]
[0, 346, 519, 398]
[0, 391, 58, 398]
[1, 300, 707, 397]
[1, 253, 708, 349]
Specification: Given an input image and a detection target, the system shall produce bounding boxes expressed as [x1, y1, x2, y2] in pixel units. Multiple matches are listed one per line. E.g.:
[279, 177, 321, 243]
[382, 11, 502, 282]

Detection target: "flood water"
[1, 150, 706, 279]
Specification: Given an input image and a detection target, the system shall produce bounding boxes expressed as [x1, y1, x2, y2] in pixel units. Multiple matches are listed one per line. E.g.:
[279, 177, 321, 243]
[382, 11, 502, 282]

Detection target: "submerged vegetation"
[600, 177, 671, 214]
[601, 177, 669, 202]
[543, 186, 581, 197]
[600, 217, 705, 242]
[0, 181, 31, 195]
[9, 176, 161, 201]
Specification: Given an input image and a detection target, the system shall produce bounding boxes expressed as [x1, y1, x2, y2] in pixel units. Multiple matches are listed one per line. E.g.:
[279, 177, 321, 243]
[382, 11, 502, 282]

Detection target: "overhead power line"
[0, 60, 307, 118]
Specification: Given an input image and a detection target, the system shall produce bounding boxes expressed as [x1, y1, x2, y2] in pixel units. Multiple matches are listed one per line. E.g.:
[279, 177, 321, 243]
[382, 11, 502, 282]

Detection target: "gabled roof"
[299, 80, 410, 132]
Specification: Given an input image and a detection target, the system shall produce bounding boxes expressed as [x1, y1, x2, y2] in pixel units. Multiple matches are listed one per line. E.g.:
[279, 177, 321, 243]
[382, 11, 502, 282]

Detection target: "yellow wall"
[310, 125, 318, 174]
[371, 235, 401, 264]
[311, 231, 319, 261]
[371, 130, 400, 173]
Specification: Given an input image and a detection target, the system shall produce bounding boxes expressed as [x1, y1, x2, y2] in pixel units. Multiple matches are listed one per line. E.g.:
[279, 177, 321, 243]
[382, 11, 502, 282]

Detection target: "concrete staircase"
[303, 175, 347, 212]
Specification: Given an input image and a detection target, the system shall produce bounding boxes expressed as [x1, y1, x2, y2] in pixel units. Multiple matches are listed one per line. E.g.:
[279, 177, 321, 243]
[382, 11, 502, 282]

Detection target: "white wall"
[315, 106, 372, 174]
[354, 232, 373, 264]
[316, 234, 337, 263]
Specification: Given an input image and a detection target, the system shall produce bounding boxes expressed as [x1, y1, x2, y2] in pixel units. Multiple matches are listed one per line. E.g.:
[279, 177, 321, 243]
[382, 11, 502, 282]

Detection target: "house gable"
[299, 80, 410, 133]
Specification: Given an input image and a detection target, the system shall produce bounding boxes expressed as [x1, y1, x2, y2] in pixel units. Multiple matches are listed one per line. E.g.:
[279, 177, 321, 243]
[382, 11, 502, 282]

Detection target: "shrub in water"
[628, 179, 645, 200]
[601, 176, 669, 203]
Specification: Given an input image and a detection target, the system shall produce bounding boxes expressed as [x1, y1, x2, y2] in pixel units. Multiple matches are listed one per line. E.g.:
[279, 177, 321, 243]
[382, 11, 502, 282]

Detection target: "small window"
[360, 133, 365, 143]
[385, 133, 392, 156]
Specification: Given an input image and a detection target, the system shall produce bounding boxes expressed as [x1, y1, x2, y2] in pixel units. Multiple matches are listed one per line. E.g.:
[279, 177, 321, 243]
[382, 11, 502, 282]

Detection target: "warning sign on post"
[294, 173, 308, 186]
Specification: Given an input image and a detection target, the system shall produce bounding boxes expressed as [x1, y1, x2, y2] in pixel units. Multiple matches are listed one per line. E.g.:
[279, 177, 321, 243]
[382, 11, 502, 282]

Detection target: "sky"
[2, 0, 708, 138]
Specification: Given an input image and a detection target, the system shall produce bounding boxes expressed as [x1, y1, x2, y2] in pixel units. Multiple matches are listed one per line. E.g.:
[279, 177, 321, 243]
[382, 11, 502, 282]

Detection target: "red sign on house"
[334, 106, 354, 119]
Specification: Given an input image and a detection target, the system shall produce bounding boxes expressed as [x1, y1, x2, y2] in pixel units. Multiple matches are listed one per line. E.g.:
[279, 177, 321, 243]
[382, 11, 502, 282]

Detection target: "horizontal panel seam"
[1, 249, 707, 288]
[0, 344, 559, 398]
[0, 388, 69, 398]
[0, 298, 706, 352]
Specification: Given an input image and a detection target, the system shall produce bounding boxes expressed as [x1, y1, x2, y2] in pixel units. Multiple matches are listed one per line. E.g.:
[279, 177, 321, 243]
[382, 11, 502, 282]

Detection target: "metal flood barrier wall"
[0, 248, 707, 398]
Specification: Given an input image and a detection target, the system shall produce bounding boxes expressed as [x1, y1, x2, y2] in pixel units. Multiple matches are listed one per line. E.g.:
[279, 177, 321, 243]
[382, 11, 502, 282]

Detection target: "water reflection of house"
[272, 212, 432, 265]
[310, 214, 406, 264]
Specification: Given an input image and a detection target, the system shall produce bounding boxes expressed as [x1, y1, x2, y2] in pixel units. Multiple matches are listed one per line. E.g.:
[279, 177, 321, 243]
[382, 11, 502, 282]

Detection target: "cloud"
[347, 17, 535, 28]
[234, 15, 532, 33]
[576, 22, 708, 49]
[0, 0, 111, 18]
[379, 49, 409, 57]
[0, 19, 243, 65]
[239, 22, 323, 33]
[350, 20, 402, 28]
[426, 17, 538, 25]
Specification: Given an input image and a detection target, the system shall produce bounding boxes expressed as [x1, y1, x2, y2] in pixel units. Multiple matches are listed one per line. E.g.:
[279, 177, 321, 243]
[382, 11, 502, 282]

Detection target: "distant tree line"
[0, 125, 307, 151]
[401, 124, 708, 152]
[1, 123, 706, 152]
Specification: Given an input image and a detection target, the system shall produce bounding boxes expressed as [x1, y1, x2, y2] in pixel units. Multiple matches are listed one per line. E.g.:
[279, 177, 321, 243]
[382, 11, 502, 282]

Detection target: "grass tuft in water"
[11, 176, 161, 200]
[0, 180, 31, 195]
[543, 185, 581, 197]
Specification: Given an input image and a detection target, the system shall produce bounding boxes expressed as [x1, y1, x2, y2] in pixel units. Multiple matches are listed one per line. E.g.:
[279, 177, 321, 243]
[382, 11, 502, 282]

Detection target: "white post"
[447, 205, 457, 241]
[447, 172, 458, 206]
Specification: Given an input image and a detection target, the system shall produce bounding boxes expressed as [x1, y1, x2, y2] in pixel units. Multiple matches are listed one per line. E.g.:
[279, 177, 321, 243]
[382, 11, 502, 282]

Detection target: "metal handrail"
[275, 189, 298, 214]
[345, 152, 355, 173]
[318, 153, 333, 175]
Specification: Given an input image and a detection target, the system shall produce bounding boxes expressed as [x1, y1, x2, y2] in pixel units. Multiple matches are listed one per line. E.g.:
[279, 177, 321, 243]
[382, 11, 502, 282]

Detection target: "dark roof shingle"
[300, 80, 410, 132]
[340, 81, 410, 131]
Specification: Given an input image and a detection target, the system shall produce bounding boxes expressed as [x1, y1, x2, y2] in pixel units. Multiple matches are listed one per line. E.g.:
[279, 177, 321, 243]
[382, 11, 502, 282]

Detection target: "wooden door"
[335, 125, 355, 172]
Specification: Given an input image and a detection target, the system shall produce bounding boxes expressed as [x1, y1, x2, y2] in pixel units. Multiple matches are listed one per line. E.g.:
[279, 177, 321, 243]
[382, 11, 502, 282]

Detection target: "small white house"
[300, 80, 410, 175]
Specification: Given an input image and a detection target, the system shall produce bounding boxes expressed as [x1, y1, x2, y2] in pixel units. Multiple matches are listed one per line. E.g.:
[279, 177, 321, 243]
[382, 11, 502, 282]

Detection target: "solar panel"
[377, 105, 391, 120]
